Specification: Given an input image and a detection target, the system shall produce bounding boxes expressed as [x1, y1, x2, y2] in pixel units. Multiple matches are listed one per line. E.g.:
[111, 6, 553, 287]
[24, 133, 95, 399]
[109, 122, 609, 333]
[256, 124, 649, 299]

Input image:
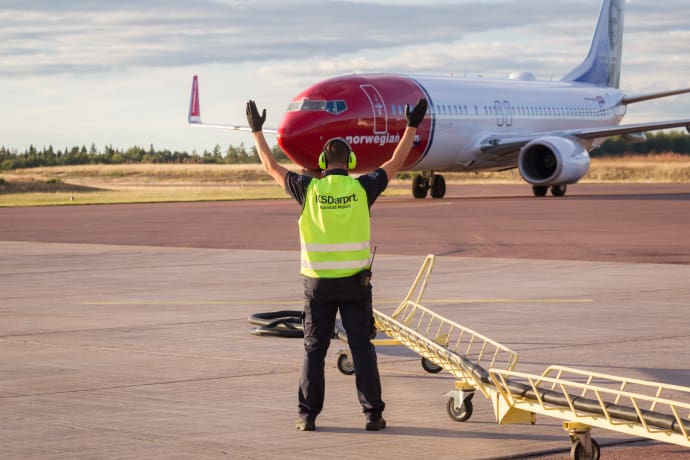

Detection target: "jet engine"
[518, 136, 590, 186]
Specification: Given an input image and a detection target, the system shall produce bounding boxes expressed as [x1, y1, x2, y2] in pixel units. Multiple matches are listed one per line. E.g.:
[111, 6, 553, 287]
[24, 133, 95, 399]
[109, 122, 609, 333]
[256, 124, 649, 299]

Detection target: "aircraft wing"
[188, 75, 278, 134]
[565, 118, 690, 140]
[622, 88, 690, 105]
[480, 118, 690, 156]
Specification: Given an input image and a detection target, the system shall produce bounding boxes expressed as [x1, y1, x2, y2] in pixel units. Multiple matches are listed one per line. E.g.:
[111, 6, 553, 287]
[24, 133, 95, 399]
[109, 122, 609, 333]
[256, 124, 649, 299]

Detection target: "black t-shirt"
[285, 168, 388, 210]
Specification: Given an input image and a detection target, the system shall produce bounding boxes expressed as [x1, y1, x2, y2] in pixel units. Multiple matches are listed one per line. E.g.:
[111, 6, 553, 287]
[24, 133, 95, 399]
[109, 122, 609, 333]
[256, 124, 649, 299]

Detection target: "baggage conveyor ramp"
[337, 255, 690, 460]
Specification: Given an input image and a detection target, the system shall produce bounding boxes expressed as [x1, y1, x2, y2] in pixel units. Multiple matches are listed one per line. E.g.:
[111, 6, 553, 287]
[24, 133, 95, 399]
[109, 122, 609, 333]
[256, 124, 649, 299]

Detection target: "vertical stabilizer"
[188, 75, 201, 123]
[562, 0, 624, 88]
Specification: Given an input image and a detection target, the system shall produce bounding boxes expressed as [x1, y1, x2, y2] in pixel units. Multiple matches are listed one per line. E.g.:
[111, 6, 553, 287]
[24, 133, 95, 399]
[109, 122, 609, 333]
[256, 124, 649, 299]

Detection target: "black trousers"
[298, 273, 385, 420]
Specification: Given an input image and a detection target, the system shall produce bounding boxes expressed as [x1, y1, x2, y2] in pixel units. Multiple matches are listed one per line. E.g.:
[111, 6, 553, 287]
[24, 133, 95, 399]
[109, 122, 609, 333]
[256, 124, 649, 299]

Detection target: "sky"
[1, 0, 689, 153]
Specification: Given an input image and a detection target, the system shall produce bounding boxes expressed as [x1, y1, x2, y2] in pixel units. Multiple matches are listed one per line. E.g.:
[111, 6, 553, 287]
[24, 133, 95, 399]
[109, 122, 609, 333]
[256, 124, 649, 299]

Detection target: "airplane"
[188, 0, 690, 198]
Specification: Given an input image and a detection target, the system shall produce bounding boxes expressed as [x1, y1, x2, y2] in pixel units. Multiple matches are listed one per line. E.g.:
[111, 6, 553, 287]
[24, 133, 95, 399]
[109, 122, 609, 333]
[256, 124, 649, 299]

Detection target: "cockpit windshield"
[286, 99, 348, 114]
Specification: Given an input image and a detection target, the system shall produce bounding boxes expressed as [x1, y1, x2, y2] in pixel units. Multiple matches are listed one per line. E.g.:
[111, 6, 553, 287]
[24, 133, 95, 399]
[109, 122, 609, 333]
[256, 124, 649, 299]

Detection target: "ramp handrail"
[393, 254, 435, 312]
[389, 300, 518, 372]
[540, 365, 690, 411]
[374, 306, 518, 397]
[489, 367, 690, 442]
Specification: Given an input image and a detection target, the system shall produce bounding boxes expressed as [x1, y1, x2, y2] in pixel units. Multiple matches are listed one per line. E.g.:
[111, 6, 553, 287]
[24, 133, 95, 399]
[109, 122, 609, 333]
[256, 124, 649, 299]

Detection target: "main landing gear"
[532, 184, 567, 197]
[411, 173, 568, 199]
[412, 171, 446, 199]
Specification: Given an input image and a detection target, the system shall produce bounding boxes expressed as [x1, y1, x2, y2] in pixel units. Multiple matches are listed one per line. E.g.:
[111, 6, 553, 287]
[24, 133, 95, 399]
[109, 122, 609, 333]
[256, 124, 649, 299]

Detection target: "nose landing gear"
[412, 171, 446, 199]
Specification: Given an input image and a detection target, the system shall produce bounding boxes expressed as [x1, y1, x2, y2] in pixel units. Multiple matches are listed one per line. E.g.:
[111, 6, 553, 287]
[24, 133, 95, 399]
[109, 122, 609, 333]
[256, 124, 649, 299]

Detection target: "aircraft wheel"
[412, 174, 429, 199]
[430, 174, 446, 198]
[570, 438, 600, 460]
[551, 184, 567, 197]
[532, 185, 548, 197]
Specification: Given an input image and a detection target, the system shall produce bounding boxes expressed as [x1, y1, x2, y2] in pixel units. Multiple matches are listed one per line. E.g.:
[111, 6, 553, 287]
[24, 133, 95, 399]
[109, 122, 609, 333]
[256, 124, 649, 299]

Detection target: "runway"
[2, 184, 690, 263]
[1, 184, 689, 459]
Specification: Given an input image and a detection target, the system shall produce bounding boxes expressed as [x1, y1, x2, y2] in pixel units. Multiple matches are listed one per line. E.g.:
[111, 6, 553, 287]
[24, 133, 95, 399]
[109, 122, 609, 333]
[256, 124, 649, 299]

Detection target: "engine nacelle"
[518, 136, 590, 186]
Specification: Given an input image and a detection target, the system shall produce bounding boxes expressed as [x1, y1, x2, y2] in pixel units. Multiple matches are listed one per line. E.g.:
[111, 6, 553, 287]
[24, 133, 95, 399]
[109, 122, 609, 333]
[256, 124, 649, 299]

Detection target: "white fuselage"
[412, 75, 626, 171]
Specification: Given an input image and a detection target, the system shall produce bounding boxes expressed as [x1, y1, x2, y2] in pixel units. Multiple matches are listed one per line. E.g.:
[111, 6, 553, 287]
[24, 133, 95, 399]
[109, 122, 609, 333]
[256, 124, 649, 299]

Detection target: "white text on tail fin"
[188, 75, 201, 123]
[562, 0, 624, 88]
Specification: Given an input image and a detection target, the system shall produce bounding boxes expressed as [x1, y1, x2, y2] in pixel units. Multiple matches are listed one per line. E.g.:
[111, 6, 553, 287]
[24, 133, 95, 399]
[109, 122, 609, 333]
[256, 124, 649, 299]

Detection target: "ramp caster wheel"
[570, 438, 600, 460]
[446, 395, 473, 422]
[421, 357, 442, 373]
[337, 353, 355, 375]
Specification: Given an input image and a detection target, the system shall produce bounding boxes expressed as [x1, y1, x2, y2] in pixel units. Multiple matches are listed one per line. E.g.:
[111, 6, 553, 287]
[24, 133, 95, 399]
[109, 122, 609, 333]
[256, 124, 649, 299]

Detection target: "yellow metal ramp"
[356, 255, 690, 460]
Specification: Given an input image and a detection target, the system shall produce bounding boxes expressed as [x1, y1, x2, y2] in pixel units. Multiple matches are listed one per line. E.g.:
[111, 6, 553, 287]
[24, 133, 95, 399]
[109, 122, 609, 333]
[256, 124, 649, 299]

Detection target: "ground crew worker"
[246, 97, 428, 432]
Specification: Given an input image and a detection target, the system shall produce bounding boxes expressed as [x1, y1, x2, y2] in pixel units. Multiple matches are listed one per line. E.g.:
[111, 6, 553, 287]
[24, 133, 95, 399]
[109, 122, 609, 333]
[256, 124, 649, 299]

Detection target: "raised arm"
[380, 98, 428, 181]
[246, 100, 290, 188]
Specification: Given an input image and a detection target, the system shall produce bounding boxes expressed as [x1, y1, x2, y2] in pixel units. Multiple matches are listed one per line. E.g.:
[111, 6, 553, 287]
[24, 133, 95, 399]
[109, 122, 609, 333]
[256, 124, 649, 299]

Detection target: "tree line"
[2, 130, 690, 170]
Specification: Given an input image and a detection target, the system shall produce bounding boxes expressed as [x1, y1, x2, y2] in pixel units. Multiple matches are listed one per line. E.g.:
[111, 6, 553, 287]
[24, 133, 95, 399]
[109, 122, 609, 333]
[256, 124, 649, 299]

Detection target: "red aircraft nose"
[278, 74, 430, 172]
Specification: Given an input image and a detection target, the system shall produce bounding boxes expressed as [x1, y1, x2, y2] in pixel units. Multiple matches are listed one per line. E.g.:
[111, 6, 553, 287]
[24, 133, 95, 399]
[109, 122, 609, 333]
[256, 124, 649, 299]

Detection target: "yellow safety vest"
[299, 174, 371, 278]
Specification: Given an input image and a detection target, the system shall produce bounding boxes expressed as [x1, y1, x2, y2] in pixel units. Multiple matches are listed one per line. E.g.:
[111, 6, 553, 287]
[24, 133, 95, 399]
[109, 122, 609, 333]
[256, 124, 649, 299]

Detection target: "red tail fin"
[188, 75, 201, 123]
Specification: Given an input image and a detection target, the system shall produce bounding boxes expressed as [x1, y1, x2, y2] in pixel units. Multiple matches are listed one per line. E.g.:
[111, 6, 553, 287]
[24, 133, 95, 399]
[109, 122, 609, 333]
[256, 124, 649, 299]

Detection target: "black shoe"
[365, 417, 386, 431]
[295, 418, 315, 431]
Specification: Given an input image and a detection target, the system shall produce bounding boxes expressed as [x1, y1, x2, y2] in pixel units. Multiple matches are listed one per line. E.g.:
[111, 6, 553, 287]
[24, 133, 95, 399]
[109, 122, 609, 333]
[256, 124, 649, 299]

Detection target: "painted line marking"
[82, 298, 592, 306]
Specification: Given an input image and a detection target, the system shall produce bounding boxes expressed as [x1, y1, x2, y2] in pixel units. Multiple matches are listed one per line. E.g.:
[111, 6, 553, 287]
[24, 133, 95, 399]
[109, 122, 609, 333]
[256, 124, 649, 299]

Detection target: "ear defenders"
[319, 138, 357, 170]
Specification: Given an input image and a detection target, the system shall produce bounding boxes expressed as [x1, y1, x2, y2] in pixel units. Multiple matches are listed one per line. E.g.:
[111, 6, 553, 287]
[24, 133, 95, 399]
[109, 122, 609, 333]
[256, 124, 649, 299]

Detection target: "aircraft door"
[503, 101, 513, 126]
[494, 100, 513, 127]
[494, 100, 504, 127]
[360, 84, 388, 134]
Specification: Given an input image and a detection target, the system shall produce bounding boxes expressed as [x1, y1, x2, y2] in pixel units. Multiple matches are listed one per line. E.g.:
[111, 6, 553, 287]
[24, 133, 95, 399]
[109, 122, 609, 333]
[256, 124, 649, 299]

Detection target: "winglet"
[188, 75, 201, 124]
[186, 75, 278, 133]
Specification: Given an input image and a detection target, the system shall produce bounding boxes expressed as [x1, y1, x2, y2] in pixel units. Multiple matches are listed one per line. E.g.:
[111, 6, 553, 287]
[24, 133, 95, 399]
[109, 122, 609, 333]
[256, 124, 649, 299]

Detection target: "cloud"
[1, 0, 689, 151]
[1, 0, 593, 76]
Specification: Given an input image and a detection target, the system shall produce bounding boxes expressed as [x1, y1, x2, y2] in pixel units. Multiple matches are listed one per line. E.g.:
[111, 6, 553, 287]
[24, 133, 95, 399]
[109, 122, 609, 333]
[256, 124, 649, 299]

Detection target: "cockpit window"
[287, 99, 348, 114]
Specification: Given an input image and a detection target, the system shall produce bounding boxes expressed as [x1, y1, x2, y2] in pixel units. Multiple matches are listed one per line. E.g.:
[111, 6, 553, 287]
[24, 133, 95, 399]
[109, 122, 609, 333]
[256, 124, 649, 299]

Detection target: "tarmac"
[1, 184, 690, 459]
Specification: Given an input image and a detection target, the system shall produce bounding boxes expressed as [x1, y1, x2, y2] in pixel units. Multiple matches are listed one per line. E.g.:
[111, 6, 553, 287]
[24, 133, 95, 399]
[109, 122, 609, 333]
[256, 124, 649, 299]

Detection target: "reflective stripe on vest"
[299, 175, 371, 278]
